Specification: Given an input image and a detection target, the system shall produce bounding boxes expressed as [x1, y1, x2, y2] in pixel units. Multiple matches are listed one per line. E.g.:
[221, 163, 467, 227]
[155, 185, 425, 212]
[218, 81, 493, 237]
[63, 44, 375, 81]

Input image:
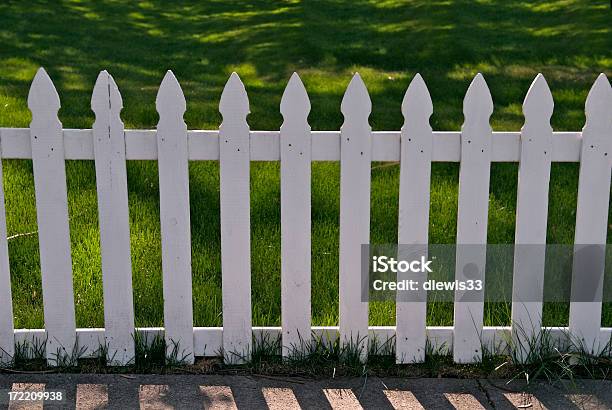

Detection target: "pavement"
[0, 374, 610, 409]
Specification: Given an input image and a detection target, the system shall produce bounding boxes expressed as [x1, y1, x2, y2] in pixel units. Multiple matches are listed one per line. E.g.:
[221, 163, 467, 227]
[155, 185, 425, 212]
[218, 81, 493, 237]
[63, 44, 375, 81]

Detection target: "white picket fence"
[0, 68, 611, 367]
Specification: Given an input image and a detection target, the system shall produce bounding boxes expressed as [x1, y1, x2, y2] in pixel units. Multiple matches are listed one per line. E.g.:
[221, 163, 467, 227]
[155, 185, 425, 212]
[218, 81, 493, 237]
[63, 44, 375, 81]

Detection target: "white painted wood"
[339, 73, 371, 358]
[6, 70, 612, 367]
[27, 68, 76, 365]
[511, 74, 554, 361]
[569, 74, 612, 353]
[219, 73, 252, 364]
[91, 71, 135, 366]
[155, 71, 194, 364]
[395, 74, 433, 364]
[0, 133, 14, 364]
[280, 73, 312, 357]
[0, 128, 585, 162]
[453, 74, 493, 363]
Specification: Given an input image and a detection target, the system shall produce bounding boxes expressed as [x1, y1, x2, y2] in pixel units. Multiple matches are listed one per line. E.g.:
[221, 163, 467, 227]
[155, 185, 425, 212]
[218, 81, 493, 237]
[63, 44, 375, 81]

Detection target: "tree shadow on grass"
[0, 0, 609, 130]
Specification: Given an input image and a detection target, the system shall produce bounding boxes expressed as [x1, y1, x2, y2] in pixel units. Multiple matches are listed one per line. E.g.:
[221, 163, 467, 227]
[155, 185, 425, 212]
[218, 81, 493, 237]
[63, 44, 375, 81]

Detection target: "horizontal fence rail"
[0, 129, 589, 162]
[0, 68, 611, 367]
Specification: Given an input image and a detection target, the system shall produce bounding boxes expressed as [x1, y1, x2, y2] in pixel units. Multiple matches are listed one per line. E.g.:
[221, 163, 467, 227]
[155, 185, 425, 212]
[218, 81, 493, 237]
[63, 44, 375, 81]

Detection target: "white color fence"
[0, 68, 611, 366]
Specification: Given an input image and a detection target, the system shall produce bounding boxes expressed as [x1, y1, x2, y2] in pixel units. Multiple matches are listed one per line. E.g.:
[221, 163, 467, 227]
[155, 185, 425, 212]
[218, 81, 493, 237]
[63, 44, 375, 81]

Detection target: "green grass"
[0, 0, 611, 330]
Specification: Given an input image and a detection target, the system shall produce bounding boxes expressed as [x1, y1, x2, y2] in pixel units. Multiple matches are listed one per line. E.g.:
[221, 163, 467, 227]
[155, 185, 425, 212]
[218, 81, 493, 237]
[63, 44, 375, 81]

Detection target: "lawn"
[0, 0, 611, 330]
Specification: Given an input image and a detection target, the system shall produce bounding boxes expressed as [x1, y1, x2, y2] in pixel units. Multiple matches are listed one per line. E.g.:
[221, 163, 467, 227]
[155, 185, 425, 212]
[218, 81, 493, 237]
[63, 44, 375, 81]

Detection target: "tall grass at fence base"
[0, 325, 610, 385]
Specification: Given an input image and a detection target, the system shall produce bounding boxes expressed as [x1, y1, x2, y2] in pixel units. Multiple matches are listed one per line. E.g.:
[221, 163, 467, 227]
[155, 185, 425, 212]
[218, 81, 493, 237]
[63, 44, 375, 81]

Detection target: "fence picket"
[155, 71, 194, 364]
[339, 73, 371, 358]
[396, 74, 433, 364]
[280, 73, 312, 357]
[569, 74, 612, 353]
[453, 74, 493, 363]
[511, 74, 553, 360]
[219, 73, 252, 364]
[91, 71, 135, 366]
[0, 136, 13, 364]
[28, 68, 76, 365]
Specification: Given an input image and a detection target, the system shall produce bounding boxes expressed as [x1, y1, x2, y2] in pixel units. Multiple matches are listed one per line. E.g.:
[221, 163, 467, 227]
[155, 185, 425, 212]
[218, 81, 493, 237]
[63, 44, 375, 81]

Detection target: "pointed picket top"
[402, 73, 433, 123]
[91, 70, 123, 117]
[220, 72, 250, 120]
[584, 74, 612, 132]
[280, 72, 310, 120]
[463, 73, 493, 122]
[341, 73, 371, 120]
[28, 67, 60, 113]
[522, 73, 554, 125]
[156, 70, 186, 118]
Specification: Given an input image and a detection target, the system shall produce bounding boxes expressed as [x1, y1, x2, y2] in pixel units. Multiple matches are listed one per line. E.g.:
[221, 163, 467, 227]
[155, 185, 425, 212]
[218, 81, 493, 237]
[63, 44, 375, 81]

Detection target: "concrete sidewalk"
[0, 374, 610, 409]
